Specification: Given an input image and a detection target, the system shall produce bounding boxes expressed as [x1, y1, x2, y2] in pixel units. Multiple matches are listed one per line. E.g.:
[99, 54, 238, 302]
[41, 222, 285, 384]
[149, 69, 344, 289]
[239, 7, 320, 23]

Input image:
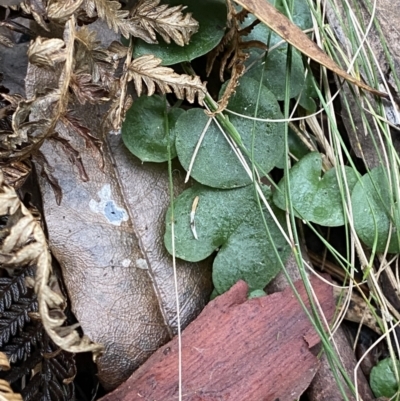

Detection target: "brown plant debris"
[127, 54, 206, 103]
[100, 276, 335, 401]
[0, 170, 103, 358]
[130, 0, 199, 46]
[207, 0, 266, 113]
[0, 378, 22, 401]
[0, 266, 76, 401]
[1, 4, 204, 168]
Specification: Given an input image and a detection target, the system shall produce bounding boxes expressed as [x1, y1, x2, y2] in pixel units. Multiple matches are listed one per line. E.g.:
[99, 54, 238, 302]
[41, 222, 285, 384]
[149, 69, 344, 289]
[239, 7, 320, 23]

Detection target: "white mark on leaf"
[89, 184, 129, 226]
[122, 259, 131, 267]
[136, 258, 148, 270]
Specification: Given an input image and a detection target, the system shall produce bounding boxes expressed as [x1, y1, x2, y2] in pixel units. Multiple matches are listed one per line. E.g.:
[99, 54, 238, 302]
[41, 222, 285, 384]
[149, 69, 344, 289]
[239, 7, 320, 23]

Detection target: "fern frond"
[131, 0, 198, 46]
[0, 273, 29, 313]
[83, 0, 147, 40]
[127, 55, 206, 104]
[4, 325, 42, 364]
[0, 297, 38, 347]
[206, 1, 266, 113]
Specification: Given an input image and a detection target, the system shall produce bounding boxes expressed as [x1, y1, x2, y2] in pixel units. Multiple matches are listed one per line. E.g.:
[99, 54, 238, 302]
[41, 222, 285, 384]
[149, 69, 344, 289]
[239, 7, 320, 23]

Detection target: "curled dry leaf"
[47, 0, 85, 22]
[127, 54, 206, 104]
[74, 26, 120, 87]
[69, 73, 110, 104]
[1, 161, 31, 190]
[83, 0, 146, 40]
[0, 378, 22, 401]
[27, 37, 67, 69]
[0, 35, 13, 48]
[0, 170, 103, 356]
[20, 0, 49, 31]
[131, 0, 199, 46]
[0, 352, 10, 371]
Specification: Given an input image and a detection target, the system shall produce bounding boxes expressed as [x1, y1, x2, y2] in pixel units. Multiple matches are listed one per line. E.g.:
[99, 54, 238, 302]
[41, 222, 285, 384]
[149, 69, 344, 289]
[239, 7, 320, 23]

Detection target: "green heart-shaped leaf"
[164, 184, 290, 294]
[370, 358, 400, 398]
[121, 95, 183, 162]
[351, 166, 400, 253]
[273, 152, 358, 226]
[133, 0, 227, 66]
[246, 46, 305, 100]
[174, 76, 285, 188]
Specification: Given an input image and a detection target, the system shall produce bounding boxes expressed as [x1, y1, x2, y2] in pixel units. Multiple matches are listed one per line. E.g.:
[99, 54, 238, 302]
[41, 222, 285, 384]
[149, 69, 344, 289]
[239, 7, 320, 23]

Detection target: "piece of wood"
[100, 276, 335, 401]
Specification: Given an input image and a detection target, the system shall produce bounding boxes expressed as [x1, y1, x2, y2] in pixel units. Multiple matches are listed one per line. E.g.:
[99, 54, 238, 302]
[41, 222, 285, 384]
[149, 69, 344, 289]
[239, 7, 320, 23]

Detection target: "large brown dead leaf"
[99, 276, 335, 401]
[26, 36, 212, 392]
[234, 0, 388, 99]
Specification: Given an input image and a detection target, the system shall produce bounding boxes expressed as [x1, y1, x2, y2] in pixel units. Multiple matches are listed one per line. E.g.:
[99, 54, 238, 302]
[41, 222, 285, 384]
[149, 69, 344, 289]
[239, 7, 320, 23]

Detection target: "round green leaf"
[370, 358, 400, 398]
[273, 152, 358, 226]
[351, 166, 400, 253]
[164, 184, 290, 294]
[298, 72, 318, 112]
[246, 46, 305, 100]
[174, 76, 285, 188]
[121, 95, 183, 162]
[133, 0, 227, 66]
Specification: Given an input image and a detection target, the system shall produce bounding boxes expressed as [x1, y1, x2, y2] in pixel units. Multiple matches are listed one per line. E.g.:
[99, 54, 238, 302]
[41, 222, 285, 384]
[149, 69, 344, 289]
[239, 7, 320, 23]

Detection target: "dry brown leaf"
[1, 95, 54, 163]
[2, 161, 31, 189]
[0, 352, 10, 371]
[20, 0, 48, 31]
[47, 0, 85, 22]
[69, 73, 109, 104]
[0, 35, 13, 48]
[234, 0, 389, 99]
[127, 54, 206, 104]
[131, 0, 199, 46]
[74, 26, 120, 87]
[83, 0, 137, 39]
[27, 37, 67, 69]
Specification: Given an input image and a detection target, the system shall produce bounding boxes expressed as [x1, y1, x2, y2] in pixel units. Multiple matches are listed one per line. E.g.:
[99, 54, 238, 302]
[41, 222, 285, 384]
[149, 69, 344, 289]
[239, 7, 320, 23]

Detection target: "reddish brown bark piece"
[100, 276, 335, 401]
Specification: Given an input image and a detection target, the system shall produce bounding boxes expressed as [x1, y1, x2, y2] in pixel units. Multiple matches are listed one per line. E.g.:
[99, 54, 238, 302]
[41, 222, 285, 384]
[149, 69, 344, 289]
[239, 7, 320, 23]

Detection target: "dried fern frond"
[127, 54, 206, 104]
[1, 16, 109, 173]
[83, 0, 198, 44]
[47, 0, 85, 22]
[131, 0, 199, 46]
[74, 26, 120, 89]
[0, 352, 10, 371]
[0, 378, 22, 401]
[27, 37, 67, 70]
[20, 0, 48, 31]
[83, 0, 140, 39]
[0, 264, 75, 400]
[206, 1, 266, 113]
[0, 170, 103, 357]
[0, 35, 13, 48]
[1, 162, 31, 190]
